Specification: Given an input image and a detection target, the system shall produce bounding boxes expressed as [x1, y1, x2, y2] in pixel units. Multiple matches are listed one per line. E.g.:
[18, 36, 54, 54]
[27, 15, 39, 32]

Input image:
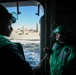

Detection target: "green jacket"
[49, 42, 76, 75]
[0, 35, 33, 75]
[0, 35, 17, 48]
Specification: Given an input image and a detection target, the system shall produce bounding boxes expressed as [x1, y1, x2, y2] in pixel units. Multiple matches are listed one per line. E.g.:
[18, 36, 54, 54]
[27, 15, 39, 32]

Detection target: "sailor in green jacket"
[44, 25, 76, 75]
[0, 4, 33, 75]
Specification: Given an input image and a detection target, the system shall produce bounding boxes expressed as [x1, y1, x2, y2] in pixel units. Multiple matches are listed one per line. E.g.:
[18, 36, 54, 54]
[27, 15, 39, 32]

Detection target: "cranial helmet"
[0, 4, 18, 23]
[52, 25, 71, 34]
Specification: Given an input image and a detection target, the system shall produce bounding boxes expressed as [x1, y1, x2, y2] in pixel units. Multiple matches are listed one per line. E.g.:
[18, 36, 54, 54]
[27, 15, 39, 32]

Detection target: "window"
[3, 1, 44, 69]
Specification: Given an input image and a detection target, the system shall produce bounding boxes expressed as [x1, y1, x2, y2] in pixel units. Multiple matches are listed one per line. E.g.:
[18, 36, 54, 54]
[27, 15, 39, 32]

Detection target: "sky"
[7, 6, 44, 30]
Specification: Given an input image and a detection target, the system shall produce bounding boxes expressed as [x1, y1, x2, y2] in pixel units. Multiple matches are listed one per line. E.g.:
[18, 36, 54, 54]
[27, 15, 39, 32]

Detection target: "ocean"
[11, 39, 40, 68]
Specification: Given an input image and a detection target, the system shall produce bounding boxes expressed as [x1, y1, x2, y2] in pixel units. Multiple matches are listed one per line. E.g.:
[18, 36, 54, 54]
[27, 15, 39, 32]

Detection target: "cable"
[32, 53, 48, 70]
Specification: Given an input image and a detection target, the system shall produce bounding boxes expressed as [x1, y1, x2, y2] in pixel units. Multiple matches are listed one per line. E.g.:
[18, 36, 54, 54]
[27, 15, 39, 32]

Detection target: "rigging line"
[32, 53, 48, 70]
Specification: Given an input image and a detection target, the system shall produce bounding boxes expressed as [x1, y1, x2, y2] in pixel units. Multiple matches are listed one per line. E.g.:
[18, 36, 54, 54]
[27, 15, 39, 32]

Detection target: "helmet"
[0, 4, 18, 23]
[52, 25, 71, 34]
